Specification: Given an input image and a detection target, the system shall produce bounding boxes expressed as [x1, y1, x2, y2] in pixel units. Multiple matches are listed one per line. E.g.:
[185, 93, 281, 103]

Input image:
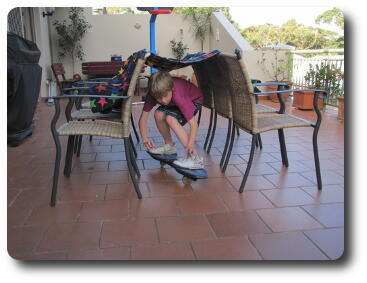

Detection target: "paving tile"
[78, 199, 129, 222]
[227, 176, 276, 191]
[302, 185, 344, 204]
[26, 203, 81, 225]
[176, 194, 228, 214]
[301, 171, 345, 186]
[148, 181, 192, 197]
[207, 211, 271, 237]
[68, 247, 130, 260]
[302, 203, 344, 228]
[37, 222, 101, 253]
[218, 191, 274, 211]
[7, 206, 32, 227]
[261, 188, 318, 207]
[132, 242, 195, 260]
[249, 232, 328, 260]
[8, 226, 47, 257]
[192, 237, 261, 260]
[304, 228, 344, 260]
[105, 183, 150, 200]
[130, 197, 180, 218]
[89, 171, 130, 185]
[60, 185, 106, 202]
[189, 177, 236, 193]
[257, 207, 323, 232]
[101, 218, 157, 247]
[156, 215, 215, 242]
[264, 172, 315, 188]
[11, 189, 55, 208]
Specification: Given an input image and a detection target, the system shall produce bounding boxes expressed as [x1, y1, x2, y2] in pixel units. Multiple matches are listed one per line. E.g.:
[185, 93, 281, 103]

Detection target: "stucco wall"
[49, 8, 206, 81]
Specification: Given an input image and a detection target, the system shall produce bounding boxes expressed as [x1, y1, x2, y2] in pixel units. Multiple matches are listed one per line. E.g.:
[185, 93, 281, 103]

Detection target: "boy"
[138, 71, 204, 169]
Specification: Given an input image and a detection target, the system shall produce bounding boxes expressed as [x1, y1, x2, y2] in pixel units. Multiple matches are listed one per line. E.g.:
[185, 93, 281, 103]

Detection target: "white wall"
[50, 8, 204, 81]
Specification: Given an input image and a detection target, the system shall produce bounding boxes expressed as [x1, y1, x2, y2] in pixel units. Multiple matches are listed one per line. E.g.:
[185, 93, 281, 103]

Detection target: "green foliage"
[173, 7, 217, 51]
[304, 62, 344, 97]
[170, 39, 189, 60]
[242, 19, 343, 50]
[53, 8, 92, 63]
[316, 8, 344, 30]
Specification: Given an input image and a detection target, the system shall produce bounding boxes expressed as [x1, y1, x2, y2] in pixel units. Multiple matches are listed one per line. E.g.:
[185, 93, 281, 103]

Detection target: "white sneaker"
[148, 143, 177, 155]
[173, 155, 204, 169]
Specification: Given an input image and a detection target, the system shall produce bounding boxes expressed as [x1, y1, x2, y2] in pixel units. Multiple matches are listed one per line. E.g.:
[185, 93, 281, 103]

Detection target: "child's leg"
[154, 110, 174, 145]
[165, 115, 189, 147]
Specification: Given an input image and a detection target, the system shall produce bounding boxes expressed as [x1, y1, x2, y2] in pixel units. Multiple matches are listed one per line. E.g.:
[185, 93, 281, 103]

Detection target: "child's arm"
[186, 117, 199, 156]
[138, 111, 154, 150]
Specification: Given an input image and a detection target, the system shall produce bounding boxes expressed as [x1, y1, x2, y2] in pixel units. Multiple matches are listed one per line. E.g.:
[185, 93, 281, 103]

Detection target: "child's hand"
[185, 145, 198, 156]
[143, 140, 154, 150]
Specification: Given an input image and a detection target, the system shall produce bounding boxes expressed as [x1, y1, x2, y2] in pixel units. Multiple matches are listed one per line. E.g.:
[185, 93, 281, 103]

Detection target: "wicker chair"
[192, 54, 283, 171]
[222, 50, 327, 192]
[49, 57, 146, 206]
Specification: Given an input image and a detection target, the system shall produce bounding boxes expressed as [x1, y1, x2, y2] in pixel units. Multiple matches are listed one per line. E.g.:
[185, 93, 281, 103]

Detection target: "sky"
[229, 6, 343, 35]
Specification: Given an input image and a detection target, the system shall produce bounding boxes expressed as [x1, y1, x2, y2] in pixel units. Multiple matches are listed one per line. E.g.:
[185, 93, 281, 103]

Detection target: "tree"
[241, 19, 343, 50]
[53, 8, 92, 73]
[316, 8, 344, 30]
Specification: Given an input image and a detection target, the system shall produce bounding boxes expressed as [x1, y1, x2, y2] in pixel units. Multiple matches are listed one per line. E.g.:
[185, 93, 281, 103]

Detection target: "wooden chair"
[51, 63, 80, 94]
[49, 56, 147, 206]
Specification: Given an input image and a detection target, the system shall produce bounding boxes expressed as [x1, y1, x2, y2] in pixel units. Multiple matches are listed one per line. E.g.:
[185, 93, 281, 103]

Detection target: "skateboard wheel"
[182, 176, 194, 185]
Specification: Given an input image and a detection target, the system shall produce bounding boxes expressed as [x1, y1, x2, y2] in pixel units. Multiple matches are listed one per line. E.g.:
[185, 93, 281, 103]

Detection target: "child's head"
[148, 71, 173, 105]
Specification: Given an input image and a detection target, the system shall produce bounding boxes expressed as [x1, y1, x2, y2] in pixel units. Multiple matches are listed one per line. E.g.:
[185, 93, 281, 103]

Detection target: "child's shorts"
[157, 101, 202, 126]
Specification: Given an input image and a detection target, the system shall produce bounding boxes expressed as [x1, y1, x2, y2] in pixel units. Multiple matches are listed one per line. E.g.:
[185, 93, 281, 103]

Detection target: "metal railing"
[290, 49, 344, 107]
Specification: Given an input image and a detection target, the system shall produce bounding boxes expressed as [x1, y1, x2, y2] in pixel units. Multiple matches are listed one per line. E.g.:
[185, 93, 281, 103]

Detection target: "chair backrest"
[51, 63, 67, 92]
[221, 52, 257, 133]
[192, 63, 214, 109]
[120, 56, 147, 125]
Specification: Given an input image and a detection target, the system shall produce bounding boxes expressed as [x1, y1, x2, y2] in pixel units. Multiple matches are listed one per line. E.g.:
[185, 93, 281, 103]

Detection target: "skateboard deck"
[148, 152, 208, 180]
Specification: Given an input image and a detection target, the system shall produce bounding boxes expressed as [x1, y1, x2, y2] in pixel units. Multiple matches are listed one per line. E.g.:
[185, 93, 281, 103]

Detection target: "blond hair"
[148, 71, 173, 99]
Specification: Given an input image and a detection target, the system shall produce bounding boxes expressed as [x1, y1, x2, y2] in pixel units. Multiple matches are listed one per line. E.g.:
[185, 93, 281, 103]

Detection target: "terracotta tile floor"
[7, 97, 344, 260]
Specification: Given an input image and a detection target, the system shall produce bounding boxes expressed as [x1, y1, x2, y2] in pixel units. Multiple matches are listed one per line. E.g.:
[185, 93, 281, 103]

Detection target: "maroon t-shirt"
[143, 78, 203, 121]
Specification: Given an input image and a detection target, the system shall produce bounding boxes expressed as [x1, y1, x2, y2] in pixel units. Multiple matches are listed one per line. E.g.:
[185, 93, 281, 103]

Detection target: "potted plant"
[293, 62, 344, 111]
[257, 49, 293, 102]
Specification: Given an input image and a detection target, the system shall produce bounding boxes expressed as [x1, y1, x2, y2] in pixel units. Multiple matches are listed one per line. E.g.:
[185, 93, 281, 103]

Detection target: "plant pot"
[266, 82, 290, 102]
[337, 96, 344, 120]
[292, 91, 324, 110]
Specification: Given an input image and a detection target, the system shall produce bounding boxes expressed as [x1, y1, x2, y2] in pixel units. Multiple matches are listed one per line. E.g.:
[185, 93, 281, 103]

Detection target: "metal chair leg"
[131, 113, 140, 143]
[197, 108, 202, 126]
[124, 138, 142, 199]
[258, 134, 263, 150]
[51, 134, 61, 206]
[207, 110, 217, 153]
[64, 135, 75, 177]
[239, 135, 256, 193]
[278, 129, 289, 167]
[204, 108, 214, 150]
[220, 118, 232, 168]
[129, 135, 137, 158]
[76, 135, 83, 157]
[129, 136, 140, 177]
[313, 127, 322, 190]
[222, 120, 236, 172]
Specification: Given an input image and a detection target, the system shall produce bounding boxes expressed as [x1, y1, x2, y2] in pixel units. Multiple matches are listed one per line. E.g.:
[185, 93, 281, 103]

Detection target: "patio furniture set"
[49, 49, 327, 207]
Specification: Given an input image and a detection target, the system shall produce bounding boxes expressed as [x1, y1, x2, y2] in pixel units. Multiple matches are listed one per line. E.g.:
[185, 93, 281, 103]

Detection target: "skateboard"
[147, 152, 208, 184]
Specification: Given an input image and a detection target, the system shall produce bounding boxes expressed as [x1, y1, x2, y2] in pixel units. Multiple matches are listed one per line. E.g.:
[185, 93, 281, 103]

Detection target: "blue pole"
[149, 8, 158, 73]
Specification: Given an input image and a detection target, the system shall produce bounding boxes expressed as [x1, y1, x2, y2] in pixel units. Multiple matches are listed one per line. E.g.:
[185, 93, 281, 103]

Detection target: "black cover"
[7, 32, 42, 146]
